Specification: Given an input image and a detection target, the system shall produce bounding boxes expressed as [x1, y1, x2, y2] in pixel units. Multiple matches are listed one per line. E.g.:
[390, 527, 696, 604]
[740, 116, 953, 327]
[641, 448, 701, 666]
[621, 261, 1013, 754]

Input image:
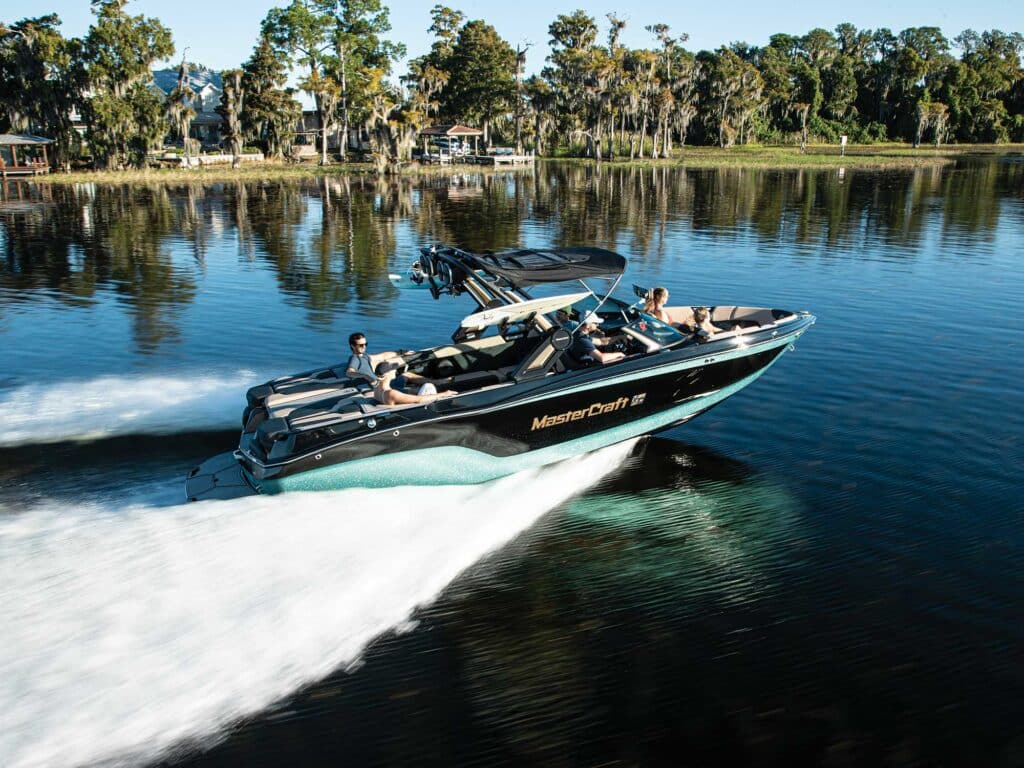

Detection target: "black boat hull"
[240, 325, 807, 494]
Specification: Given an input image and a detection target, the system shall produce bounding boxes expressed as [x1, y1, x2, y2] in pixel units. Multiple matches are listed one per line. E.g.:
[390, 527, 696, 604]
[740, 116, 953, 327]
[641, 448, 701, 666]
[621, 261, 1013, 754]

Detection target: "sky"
[11, 0, 1023, 79]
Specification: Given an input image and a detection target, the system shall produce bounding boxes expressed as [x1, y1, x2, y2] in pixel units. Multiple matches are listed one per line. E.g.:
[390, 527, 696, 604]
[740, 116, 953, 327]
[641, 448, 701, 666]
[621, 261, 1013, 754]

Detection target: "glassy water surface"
[1, 160, 1022, 767]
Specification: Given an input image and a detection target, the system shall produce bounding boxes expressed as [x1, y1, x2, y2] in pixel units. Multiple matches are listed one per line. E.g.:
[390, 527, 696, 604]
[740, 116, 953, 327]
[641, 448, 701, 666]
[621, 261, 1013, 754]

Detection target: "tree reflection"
[1, 160, 1017, 353]
[99, 187, 197, 351]
[0, 183, 196, 352]
[409, 172, 527, 252]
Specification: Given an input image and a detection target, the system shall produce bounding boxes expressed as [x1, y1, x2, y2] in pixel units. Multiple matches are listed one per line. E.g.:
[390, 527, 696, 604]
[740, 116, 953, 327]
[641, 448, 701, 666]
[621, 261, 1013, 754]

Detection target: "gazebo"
[419, 124, 483, 157]
[0, 134, 53, 177]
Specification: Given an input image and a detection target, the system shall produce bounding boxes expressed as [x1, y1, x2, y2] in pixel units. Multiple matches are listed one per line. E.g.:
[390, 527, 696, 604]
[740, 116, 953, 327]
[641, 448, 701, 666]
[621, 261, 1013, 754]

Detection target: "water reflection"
[442, 437, 801, 763]
[161, 437, 801, 767]
[1, 185, 198, 351]
[2, 159, 1021, 353]
[4, 160, 1023, 766]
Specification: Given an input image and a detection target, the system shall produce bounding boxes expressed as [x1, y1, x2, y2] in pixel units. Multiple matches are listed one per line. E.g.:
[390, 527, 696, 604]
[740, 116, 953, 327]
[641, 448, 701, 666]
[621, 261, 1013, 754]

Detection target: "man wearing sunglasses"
[347, 331, 453, 393]
[346, 332, 379, 385]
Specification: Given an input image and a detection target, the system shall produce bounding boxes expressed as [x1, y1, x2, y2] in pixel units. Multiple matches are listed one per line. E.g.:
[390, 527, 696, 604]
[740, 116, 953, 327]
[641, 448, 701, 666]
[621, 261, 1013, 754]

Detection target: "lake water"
[1, 159, 1022, 767]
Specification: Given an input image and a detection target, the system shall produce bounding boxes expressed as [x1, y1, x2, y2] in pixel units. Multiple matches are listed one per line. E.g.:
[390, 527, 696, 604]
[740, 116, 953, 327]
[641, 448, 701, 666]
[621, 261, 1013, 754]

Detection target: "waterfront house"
[151, 65, 224, 148]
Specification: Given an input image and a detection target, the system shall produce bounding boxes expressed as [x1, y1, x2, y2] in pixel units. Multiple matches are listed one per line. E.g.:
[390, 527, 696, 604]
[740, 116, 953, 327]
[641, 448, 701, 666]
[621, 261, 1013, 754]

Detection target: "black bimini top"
[469, 247, 626, 287]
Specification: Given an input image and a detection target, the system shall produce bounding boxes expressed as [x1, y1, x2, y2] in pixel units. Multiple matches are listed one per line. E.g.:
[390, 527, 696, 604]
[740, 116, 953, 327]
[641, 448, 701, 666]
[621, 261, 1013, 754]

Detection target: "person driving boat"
[569, 312, 626, 365]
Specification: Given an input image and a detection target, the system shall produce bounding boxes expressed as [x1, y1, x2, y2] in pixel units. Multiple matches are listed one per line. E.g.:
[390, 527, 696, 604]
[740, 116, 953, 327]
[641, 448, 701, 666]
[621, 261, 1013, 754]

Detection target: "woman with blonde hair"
[643, 287, 672, 324]
[691, 306, 717, 337]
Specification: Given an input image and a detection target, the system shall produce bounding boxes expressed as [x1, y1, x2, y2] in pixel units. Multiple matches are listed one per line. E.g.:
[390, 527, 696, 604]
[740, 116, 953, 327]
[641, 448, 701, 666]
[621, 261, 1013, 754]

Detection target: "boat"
[186, 245, 815, 501]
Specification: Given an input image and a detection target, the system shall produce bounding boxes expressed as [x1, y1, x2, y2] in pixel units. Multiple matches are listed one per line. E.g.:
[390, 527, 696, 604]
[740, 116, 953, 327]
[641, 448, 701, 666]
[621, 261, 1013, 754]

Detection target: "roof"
[468, 247, 627, 287]
[420, 124, 483, 137]
[0, 134, 53, 145]
[151, 66, 222, 96]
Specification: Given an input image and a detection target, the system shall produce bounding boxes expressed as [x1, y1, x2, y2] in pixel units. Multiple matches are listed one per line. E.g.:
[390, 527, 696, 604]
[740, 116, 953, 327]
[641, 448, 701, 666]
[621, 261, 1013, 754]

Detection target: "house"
[147, 67, 370, 159]
[151, 65, 224, 148]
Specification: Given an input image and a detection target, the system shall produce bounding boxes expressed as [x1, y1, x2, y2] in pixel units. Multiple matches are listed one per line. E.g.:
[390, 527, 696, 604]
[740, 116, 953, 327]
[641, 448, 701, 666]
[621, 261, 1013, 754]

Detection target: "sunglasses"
[353, 341, 367, 348]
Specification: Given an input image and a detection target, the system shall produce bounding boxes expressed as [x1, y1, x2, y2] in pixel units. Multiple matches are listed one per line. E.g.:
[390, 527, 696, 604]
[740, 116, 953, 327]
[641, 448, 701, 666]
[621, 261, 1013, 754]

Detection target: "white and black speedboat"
[186, 246, 814, 501]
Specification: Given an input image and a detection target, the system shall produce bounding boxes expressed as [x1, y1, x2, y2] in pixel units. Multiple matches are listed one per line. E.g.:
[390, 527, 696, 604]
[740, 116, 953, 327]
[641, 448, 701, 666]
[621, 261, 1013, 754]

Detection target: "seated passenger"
[684, 306, 740, 340]
[346, 332, 378, 385]
[373, 362, 456, 406]
[568, 313, 626, 366]
[643, 287, 672, 324]
[555, 307, 580, 332]
[348, 332, 438, 389]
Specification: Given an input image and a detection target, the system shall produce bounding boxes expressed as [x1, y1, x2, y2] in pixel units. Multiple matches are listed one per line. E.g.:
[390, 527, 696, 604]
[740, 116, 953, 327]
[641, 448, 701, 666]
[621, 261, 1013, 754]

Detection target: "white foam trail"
[0, 371, 264, 447]
[0, 440, 635, 768]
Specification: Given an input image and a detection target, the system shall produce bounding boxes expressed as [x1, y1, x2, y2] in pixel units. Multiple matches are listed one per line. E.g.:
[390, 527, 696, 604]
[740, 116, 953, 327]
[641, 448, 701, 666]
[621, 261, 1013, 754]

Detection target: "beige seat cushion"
[664, 306, 696, 327]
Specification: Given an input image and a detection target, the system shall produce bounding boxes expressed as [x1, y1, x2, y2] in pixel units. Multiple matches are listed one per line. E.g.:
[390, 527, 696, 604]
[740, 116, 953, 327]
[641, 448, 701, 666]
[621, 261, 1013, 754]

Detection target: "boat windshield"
[627, 316, 687, 345]
[557, 293, 628, 316]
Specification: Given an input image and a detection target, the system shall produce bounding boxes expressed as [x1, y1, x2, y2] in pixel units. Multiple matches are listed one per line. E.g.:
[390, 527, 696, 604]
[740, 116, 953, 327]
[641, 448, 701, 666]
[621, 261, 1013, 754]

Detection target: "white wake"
[0, 371, 264, 448]
[0, 440, 634, 768]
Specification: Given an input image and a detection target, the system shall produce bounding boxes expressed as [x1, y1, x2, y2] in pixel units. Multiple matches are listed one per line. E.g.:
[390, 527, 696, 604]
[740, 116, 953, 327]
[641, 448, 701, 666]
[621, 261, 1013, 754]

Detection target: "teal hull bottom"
[252, 355, 786, 494]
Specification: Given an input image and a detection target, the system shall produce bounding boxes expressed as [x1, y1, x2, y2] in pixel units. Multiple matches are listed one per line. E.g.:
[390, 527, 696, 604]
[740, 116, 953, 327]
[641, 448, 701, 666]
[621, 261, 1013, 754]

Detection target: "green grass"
[551, 142, 1024, 169]
[31, 159, 518, 186]
[29, 142, 1023, 186]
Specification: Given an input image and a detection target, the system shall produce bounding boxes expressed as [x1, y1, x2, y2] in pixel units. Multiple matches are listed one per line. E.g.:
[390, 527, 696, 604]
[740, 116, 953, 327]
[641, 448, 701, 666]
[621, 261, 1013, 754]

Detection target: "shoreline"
[15, 143, 1021, 186]
[555, 143, 1021, 169]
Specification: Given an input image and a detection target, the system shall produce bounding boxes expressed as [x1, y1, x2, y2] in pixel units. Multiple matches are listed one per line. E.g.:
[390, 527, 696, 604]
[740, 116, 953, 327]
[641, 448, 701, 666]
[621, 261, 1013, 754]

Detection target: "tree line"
[2, 0, 1023, 172]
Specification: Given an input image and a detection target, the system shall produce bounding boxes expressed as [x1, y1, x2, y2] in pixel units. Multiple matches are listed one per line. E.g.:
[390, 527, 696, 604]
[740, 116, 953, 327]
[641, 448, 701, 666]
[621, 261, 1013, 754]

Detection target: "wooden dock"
[463, 153, 534, 166]
[417, 152, 534, 167]
[0, 162, 49, 178]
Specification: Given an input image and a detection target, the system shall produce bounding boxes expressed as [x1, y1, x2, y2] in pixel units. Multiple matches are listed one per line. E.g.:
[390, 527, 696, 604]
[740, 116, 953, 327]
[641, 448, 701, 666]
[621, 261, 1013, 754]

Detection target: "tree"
[241, 35, 302, 158]
[525, 75, 556, 155]
[957, 30, 1024, 99]
[167, 56, 196, 164]
[0, 15, 81, 168]
[427, 4, 464, 55]
[403, 5, 462, 137]
[545, 11, 601, 155]
[943, 30, 1024, 141]
[699, 46, 763, 148]
[362, 66, 425, 174]
[670, 49, 699, 150]
[605, 13, 628, 157]
[645, 23, 689, 157]
[759, 38, 797, 137]
[218, 69, 245, 166]
[79, 0, 174, 169]
[405, 5, 463, 95]
[328, 0, 406, 160]
[888, 27, 951, 139]
[513, 43, 530, 153]
[262, 0, 335, 163]
[300, 67, 342, 160]
[823, 53, 858, 119]
[835, 22, 878, 131]
[914, 99, 950, 146]
[623, 47, 658, 158]
[441, 20, 516, 144]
